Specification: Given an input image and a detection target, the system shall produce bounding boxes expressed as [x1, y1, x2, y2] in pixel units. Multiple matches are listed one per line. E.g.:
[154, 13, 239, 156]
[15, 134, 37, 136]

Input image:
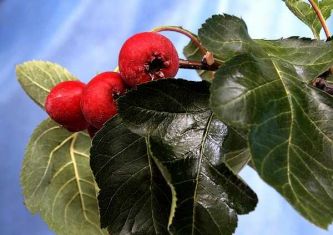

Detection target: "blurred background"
[0, 0, 332, 234]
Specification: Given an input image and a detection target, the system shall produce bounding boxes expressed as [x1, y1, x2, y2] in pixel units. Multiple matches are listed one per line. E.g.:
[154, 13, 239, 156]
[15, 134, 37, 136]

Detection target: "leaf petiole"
[308, 0, 331, 39]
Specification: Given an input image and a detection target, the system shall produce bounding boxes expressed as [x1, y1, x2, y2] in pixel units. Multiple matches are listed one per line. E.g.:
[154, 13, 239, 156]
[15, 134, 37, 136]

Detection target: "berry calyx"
[119, 32, 179, 87]
[45, 81, 88, 132]
[81, 72, 126, 129]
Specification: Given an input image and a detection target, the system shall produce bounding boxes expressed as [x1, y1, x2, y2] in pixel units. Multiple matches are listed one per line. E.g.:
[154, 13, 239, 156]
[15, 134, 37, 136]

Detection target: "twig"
[152, 26, 207, 55]
[308, 0, 331, 39]
[178, 59, 219, 71]
[308, 0, 333, 90]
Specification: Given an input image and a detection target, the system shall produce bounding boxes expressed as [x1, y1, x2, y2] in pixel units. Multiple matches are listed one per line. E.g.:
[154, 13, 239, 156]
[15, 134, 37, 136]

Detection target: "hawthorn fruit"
[118, 32, 179, 87]
[81, 72, 126, 130]
[45, 81, 88, 132]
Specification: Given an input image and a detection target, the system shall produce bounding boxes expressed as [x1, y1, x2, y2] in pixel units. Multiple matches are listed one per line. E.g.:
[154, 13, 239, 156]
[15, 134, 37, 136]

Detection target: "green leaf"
[205, 14, 333, 228]
[223, 128, 251, 174]
[212, 53, 333, 228]
[90, 116, 172, 235]
[283, 0, 333, 39]
[118, 79, 258, 235]
[16, 61, 77, 108]
[199, 14, 333, 77]
[256, 37, 333, 80]
[21, 119, 107, 235]
[199, 15, 254, 63]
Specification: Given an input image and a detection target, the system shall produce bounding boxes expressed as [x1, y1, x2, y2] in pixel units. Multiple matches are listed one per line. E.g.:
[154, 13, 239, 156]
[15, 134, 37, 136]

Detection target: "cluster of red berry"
[45, 32, 179, 137]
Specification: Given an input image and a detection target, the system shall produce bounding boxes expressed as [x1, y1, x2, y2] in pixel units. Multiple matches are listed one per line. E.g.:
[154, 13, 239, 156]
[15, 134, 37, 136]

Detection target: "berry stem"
[308, 0, 331, 39]
[178, 59, 219, 71]
[152, 26, 207, 55]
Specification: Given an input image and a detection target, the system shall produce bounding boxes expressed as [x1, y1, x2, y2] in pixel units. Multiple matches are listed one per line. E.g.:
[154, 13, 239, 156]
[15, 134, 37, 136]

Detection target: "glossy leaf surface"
[90, 116, 172, 235]
[118, 79, 258, 235]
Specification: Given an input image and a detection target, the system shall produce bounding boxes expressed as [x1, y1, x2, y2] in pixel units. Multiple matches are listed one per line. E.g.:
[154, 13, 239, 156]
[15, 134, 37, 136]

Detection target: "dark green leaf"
[16, 61, 77, 108]
[212, 53, 333, 228]
[223, 128, 251, 174]
[90, 116, 172, 235]
[118, 79, 258, 235]
[21, 119, 107, 235]
[206, 14, 333, 228]
[185, 14, 333, 81]
[283, 0, 333, 39]
[199, 15, 254, 62]
[256, 37, 333, 80]
[199, 14, 333, 77]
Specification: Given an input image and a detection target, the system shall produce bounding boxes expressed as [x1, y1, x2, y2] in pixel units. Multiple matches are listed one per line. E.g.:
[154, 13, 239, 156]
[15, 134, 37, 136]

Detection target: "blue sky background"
[0, 0, 332, 234]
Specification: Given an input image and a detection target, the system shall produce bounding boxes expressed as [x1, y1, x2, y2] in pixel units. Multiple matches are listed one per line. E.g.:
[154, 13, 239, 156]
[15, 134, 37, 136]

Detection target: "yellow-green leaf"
[21, 118, 107, 235]
[16, 61, 77, 109]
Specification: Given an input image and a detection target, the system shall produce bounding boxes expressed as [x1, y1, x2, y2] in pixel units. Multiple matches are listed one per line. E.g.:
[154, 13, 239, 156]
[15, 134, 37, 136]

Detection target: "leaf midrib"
[147, 141, 159, 234]
[19, 70, 50, 93]
[271, 61, 294, 188]
[69, 134, 87, 219]
[270, 59, 321, 223]
[270, 60, 311, 217]
[30, 127, 72, 199]
[191, 113, 214, 235]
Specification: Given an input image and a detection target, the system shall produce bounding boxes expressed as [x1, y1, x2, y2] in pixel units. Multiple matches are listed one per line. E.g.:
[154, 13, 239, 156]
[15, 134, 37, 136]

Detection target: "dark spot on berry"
[148, 57, 165, 72]
[145, 55, 170, 80]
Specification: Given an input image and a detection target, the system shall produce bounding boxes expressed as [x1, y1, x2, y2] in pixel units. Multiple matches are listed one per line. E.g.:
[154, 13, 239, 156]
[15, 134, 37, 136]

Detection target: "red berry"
[119, 32, 179, 87]
[81, 72, 126, 129]
[45, 81, 88, 132]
